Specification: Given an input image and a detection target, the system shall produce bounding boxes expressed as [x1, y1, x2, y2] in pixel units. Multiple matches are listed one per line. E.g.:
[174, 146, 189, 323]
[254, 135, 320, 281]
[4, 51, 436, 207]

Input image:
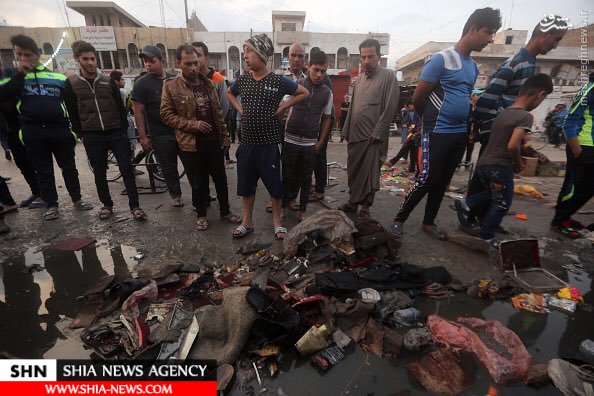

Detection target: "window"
[43, 43, 54, 55]
[505, 36, 513, 44]
[281, 23, 296, 31]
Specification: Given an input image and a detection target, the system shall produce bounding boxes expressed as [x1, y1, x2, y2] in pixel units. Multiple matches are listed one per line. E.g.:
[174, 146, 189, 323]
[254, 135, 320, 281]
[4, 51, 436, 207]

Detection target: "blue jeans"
[401, 127, 408, 144]
[466, 164, 514, 240]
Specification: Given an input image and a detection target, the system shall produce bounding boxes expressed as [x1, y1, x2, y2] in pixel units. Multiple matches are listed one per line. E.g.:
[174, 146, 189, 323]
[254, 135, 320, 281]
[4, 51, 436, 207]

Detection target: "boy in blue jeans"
[455, 74, 553, 247]
[227, 33, 308, 240]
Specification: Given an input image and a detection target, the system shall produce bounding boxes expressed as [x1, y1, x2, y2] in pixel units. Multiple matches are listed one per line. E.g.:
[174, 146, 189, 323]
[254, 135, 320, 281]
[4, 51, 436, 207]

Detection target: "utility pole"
[159, 0, 166, 28]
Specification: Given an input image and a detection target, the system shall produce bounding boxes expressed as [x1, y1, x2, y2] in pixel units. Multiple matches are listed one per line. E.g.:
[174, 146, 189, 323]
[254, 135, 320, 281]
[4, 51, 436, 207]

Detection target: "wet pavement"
[1, 136, 593, 394]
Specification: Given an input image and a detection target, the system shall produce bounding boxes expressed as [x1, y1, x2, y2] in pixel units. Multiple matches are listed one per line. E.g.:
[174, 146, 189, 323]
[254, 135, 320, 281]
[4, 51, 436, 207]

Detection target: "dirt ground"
[1, 135, 592, 281]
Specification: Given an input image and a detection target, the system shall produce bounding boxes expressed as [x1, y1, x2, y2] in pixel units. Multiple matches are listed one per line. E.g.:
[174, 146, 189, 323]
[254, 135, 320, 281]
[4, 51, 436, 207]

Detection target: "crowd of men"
[0, 7, 592, 247]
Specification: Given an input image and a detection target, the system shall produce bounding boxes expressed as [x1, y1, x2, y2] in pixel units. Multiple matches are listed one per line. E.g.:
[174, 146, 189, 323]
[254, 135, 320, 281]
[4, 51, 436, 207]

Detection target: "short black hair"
[309, 51, 327, 66]
[359, 39, 381, 56]
[191, 41, 209, 56]
[10, 34, 40, 54]
[519, 73, 554, 96]
[176, 44, 198, 61]
[530, 15, 570, 39]
[72, 40, 97, 57]
[110, 70, 123, 81]
[462, 7, 502, 36]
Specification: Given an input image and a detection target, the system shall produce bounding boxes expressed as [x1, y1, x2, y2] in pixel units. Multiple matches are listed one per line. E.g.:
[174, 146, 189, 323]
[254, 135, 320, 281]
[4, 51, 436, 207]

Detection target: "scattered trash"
[133, 253, 145, 260]
[428, 316, 531, 384]
[295, 325, 329, 356]
[311, 345, 345, 372]
[514, 184, 544, 199]
[403, 328, 434, 351]
[332, 330, 353, 349]
[511, 293, 547, 314]
[546, 296, 577, 313]
[523, 364, 550, 388]
[358, 288, 381, 303]
[515, 213, 528, 221]
[557, 287, 584, 303]
[391, 307, 422, 327]
[578, 339, 594, 363]
[407, 349, 472, 395]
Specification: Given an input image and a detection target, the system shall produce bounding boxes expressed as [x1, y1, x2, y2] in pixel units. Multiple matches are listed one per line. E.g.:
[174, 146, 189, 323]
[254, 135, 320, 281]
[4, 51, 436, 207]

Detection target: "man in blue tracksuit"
[550, 71, 594, 238]
[0, 35, 92, 220]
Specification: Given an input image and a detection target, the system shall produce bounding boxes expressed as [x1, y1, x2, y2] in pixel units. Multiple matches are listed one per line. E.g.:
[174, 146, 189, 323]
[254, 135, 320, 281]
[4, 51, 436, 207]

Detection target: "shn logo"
[0, 360, 57, 381]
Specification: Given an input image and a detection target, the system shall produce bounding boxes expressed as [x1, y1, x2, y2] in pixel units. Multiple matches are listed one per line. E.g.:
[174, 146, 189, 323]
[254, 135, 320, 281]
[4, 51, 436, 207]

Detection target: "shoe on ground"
[5, 150, 11, 161]
[548, 358, 594, 396]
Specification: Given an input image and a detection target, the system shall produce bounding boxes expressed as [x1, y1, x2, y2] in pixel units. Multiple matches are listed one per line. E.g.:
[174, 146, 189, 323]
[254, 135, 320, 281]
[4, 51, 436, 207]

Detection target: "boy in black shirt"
[227, 33, 308, 240]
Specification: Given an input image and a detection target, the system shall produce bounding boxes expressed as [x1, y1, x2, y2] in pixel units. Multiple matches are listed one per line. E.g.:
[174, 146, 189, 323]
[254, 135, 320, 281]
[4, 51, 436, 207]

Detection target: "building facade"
[0, 3, 389, 79]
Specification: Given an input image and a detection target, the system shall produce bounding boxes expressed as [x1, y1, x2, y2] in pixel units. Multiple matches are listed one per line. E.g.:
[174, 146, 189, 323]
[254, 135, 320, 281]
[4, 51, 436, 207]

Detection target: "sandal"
[233, 225, 254, 239]
[337, 202, 358, 213]
[274, 226, 287, 240]
[171, 197, 184, 207]
[288, 201, 300, 211]
[389, 222, 404, 238]
[131, 207, 147, 221]
[265, 201, 273, 213]
[196, 217, 209, 231]
[422, 225, 449, 241]
[73, 200, 93, 211]
[357, 208, 370, 220]
[43, 208, 61, 220]
[221, 213, 242, 224]
[99, 206, 113, 220]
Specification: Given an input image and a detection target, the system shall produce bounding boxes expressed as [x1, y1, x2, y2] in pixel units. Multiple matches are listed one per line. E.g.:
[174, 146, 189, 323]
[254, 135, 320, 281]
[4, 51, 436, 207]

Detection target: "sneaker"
[548, 359, 594, 395]
[551, 220, 583, 239]
[28, 198, 47, 209]
[0, 218, 10, 234]
[484, 237, 500, 249]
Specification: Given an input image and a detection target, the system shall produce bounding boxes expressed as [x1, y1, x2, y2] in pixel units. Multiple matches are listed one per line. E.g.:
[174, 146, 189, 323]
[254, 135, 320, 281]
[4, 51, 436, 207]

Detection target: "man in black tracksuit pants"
[0, 67, 44, 208]
[64, 41, 145, 220]
[1, 35, 92, 220]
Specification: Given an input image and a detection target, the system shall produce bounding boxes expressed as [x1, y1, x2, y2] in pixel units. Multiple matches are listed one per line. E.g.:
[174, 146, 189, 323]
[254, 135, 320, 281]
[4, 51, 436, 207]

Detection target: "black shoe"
[455, 199, 471, 227]
[4, 151, 11, 161]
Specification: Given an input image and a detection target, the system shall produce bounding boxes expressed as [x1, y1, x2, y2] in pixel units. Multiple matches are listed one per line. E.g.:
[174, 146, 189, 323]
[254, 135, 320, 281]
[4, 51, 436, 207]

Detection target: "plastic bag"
[283, 209, 357, 258]
[428, 315, 531, 384]
[514, 184, 544, 199]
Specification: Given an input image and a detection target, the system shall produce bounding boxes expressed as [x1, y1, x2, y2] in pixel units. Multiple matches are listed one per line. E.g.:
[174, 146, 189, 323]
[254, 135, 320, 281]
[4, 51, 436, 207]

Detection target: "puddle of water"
[0, 239, 138, 358]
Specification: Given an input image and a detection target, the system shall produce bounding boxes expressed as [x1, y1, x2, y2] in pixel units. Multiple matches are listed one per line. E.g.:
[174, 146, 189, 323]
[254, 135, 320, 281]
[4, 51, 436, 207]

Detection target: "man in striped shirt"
[473, 15, 570, 156]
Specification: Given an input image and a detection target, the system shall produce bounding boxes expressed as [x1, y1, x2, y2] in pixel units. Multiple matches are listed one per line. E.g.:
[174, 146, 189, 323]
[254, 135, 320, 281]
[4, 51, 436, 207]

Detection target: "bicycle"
[528, 125, 566, 151]
[88, 137, 186, 182]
